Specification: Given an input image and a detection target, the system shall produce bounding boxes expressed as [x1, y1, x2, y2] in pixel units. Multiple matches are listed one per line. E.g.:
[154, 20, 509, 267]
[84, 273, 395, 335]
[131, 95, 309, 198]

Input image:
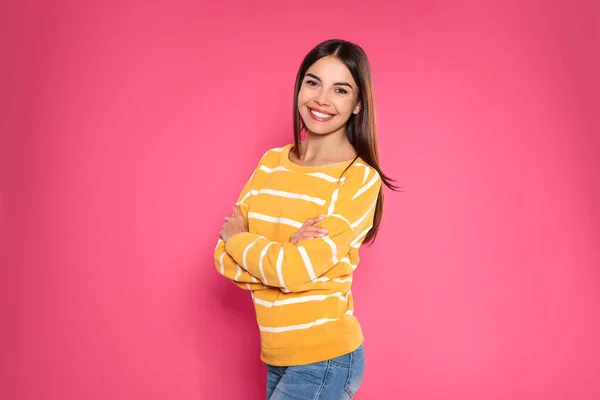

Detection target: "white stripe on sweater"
[351, 198, 377, 229]
[351, 226, 372, 248]
[259, 165, 341, 184]
[259, 300, 354, 332]
[258, 241, 275, 285]
[328, 213, 353, 228]
[298, 246, 316, 281]
[242, 237, 262, 269]
[259, 318, 338, 333]
[355, 162, 371, 184]
[306, 172, 343, 183]
[315, 276, 354, 283]
[327, 188, 339, 215]
[259, 165, 290, 174]
[275, 248, 287, 291]
[253, 188, 326, 206]
[351, 174, 379, 200]
[322, 236, 338, 264]
[238, 191, 252, 205]
[254, 292, 349, 307]
[218, 252, 226, 275]
[249, 212, 303, 228]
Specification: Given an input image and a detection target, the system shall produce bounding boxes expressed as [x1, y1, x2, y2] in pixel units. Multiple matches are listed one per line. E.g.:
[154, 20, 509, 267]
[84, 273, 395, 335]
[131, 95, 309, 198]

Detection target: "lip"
[307, 107, 335, 122]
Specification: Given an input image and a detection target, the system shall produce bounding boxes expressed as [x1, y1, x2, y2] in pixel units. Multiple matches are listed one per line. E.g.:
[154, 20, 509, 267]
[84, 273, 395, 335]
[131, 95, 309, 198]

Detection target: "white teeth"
[310, 109, 333, 119]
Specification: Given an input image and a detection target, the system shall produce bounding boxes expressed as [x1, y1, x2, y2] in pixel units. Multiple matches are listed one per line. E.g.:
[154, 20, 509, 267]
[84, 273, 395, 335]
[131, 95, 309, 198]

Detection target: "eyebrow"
[305, 73, 353, 89]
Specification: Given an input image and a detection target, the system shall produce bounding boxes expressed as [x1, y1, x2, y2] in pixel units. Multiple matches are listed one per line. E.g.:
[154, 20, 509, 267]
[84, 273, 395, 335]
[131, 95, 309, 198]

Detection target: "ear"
[353, 102, 362, 115]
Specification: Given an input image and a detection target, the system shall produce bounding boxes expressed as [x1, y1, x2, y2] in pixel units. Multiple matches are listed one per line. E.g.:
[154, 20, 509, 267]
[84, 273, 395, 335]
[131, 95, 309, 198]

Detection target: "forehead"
[306, 56, 356, 85]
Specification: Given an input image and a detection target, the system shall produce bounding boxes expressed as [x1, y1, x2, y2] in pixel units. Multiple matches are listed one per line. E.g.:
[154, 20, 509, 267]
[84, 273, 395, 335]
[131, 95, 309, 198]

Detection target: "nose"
[314, 87, 330, 106]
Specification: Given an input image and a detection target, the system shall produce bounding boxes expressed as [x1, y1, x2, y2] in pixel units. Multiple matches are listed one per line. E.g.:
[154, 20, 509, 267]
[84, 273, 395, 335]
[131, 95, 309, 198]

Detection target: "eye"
[305, 80, 318, 87]
[335, 88, 348, 95]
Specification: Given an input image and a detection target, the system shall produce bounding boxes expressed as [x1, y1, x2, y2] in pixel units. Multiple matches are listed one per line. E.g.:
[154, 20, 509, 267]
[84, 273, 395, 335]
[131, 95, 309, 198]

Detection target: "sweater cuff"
[224, 232, 251, 264]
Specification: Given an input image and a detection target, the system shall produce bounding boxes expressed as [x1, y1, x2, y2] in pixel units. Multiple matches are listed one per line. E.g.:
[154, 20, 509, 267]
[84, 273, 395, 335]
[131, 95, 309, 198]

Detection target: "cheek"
[334, 98, 355, 116]
[297, 89, 310, 107]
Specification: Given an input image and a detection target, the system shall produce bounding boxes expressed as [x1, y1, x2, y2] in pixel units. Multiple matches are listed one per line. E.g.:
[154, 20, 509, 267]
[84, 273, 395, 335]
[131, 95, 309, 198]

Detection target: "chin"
[305, 125, 332, 135]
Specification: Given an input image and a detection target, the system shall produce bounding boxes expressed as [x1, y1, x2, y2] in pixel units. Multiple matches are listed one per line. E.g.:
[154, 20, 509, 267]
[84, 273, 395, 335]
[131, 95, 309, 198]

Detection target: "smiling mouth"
[308, 108, 335, 121]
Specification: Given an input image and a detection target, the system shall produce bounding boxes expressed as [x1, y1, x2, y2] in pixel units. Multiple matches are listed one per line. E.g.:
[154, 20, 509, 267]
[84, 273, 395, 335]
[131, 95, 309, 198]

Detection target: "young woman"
[214, 39, 396, 399]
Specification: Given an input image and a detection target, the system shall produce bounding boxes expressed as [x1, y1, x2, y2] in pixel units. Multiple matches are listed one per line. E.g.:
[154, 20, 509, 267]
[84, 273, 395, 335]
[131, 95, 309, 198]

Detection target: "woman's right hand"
[290, 216, 328, 245]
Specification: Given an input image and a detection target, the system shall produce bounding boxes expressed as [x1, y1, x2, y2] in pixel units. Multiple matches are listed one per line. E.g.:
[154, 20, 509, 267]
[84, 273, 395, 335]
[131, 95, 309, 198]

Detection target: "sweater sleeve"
[225, 167, 381, 292]
[215, 239, 267, 290]
[213, 157, 268, 291]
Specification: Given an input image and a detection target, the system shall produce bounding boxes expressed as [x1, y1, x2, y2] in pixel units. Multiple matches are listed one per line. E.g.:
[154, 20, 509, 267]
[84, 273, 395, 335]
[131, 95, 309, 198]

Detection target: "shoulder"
[335, 159, 381, 203]
[342, 159, 381, 187]
[256, 143, 291, 164]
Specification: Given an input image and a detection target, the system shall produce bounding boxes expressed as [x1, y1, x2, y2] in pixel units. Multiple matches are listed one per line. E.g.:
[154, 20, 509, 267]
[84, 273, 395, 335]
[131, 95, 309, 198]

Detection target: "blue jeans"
[266, 344, 365, 399]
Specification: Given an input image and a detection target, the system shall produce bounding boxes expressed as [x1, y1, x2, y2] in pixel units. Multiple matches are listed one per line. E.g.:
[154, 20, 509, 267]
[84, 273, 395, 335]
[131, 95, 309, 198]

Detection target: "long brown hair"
[292, 39, 399, 244]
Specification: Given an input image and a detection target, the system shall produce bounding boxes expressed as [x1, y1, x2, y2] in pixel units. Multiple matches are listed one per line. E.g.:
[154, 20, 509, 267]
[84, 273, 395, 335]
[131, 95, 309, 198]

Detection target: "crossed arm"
[214, 214, 327, 291]
[213, 165, 381, 292]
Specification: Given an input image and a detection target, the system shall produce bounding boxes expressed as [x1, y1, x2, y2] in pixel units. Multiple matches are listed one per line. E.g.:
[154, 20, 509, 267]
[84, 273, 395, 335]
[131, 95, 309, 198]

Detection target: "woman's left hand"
[219, 205, 249, 242]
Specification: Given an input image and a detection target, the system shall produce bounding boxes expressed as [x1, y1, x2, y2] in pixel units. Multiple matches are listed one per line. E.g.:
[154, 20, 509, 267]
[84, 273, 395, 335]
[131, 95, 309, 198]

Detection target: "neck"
[299, 129, 355, 162]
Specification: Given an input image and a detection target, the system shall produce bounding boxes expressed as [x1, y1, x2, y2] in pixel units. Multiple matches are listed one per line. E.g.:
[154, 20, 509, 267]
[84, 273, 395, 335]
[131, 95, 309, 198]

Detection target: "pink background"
[2, 1, 599, 399]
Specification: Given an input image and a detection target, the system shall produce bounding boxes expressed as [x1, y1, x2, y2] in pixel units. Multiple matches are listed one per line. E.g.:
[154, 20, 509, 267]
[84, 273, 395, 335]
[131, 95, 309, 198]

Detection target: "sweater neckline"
[280, 143, 358, 173]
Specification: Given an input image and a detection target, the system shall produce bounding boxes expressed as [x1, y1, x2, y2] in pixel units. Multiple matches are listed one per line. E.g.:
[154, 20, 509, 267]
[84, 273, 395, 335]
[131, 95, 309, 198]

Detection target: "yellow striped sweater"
[214, 143, 381, 366]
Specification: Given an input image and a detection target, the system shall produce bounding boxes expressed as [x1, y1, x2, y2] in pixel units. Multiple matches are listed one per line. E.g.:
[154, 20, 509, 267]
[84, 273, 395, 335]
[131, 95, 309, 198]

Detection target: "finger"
[302, 215, 325, 227]
[301, 226, 328, 234]
[296, 227, 328, 237]
[302, 231, 324, 239]
[232, 205, 243, 217]
[290, 229, 303, 242]
[304, 216, 325, 226]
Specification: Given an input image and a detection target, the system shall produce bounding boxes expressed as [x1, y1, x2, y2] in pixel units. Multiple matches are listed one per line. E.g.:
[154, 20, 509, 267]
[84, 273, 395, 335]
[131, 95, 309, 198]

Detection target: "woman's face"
[297, 56, 361, 136]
